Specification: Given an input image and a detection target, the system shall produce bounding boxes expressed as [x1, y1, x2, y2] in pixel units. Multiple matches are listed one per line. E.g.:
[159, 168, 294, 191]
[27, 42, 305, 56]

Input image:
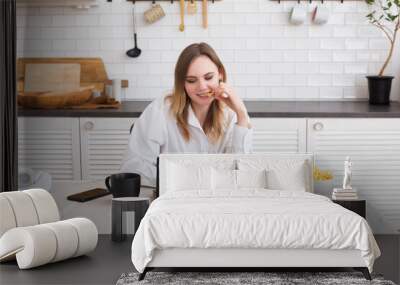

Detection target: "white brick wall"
[17, 0, 400, 101]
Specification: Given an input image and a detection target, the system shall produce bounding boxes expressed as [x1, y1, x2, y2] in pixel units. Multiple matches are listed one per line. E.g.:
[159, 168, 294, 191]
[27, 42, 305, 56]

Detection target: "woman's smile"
[197, 90, 214, 97]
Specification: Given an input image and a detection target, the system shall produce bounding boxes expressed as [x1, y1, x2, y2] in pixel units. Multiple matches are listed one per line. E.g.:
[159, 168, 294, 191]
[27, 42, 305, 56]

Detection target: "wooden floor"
[1, 235, 398, 285]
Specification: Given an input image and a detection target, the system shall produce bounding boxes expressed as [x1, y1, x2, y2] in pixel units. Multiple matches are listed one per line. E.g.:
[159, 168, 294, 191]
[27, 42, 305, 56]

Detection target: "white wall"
[16, 0, 400, 101]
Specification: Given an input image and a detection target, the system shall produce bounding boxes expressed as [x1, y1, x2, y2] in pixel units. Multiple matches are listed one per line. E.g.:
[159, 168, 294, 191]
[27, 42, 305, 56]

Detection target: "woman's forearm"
[236, 111, 251, 129]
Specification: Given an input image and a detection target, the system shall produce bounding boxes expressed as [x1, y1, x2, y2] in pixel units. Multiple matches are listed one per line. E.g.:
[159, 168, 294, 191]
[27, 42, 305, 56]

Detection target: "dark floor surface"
[1, 235, 398, 285]
[0, 235, 134, 285]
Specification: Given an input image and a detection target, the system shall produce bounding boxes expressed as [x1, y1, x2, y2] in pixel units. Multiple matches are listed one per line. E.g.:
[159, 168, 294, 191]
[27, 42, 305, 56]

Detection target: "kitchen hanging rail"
[271, 0, 362, 3]
[123, 0, 221, 3]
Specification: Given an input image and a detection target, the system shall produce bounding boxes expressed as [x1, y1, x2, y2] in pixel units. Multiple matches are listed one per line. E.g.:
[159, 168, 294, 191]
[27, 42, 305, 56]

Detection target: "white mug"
[312, 5, 330, 25]
[290, 5, 307, 25]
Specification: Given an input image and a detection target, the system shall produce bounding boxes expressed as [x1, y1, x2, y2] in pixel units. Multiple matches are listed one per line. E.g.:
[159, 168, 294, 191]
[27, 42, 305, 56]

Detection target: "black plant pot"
[366, 75, 394, 105]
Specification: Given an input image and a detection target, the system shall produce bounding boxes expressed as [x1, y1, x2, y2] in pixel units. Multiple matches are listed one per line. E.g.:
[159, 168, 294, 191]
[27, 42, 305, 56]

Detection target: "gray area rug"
[116, 271, 396, 285]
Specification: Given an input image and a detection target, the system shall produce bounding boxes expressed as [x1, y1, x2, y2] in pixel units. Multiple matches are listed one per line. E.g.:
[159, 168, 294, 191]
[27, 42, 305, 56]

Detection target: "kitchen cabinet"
[18, 117, 134, 182]
[308, 118, 400, 234]
[18, 117, 81, 181]
[18, 117, 307, 180]
[81, 117, 309, 179]
[18, 116, 400, 234]
[80, 118, 135, 181]
[252, 118, 307, 153]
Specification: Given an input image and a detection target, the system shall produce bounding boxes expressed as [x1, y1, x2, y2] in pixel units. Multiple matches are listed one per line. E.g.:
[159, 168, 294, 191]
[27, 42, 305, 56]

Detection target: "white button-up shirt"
[120, 97, 252, 186]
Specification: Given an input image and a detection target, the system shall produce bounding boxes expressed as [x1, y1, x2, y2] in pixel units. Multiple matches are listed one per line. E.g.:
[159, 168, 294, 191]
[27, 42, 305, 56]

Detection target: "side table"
[332, 199, 366, 218]
[112, 197, 150, 242]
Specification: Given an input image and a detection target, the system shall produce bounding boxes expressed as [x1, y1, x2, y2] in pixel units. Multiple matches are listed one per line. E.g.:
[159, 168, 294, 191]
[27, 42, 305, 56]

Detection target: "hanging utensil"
[187, 0, 197, 15]
[202, 0, 208, 29]
[179, 0, 185, 32]
[126, 2, 141, 58]
[144, 1, 165, 24]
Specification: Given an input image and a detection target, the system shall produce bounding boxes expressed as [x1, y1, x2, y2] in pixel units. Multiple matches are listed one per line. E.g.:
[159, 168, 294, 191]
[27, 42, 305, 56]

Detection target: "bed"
[131, 153, 381, 281]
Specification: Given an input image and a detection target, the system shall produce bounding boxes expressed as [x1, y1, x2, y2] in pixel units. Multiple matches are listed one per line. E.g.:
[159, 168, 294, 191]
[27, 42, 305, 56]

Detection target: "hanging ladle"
[126, 2, 141, 58]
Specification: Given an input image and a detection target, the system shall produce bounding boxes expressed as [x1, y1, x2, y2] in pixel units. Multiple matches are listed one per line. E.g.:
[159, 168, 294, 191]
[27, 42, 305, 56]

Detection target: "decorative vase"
[366, 75, 394, 105]
[314, 180, 334, 197]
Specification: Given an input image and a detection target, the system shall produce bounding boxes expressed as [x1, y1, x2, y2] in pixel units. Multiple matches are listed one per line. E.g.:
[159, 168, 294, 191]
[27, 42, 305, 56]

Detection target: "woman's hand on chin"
[212, 82, 251, 128]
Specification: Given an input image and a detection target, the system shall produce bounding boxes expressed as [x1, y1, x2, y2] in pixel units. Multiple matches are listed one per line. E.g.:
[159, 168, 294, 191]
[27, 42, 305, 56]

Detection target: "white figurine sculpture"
[342, 156, 353, 190]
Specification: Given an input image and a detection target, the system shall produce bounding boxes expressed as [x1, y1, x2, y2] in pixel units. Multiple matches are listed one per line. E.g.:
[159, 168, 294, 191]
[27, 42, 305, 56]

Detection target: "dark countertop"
[18, 100, 400, 118]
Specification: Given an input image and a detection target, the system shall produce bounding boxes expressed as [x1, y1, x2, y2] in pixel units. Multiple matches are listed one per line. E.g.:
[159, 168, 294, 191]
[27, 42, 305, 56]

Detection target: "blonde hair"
[167, 42, 227, 143]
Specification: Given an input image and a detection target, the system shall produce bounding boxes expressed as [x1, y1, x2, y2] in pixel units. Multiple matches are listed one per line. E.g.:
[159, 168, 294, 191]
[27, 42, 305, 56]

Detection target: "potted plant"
[313, 166, 334, 196]
[365, 0, 399, 105]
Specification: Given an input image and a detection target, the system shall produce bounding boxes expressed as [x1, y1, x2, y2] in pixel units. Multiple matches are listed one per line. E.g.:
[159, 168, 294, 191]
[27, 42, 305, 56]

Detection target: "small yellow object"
[313, 166, 333, 181]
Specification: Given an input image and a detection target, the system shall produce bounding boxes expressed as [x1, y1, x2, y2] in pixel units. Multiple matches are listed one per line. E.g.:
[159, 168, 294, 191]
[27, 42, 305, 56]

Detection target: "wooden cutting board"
[18, 58, 109, 93]
[24, 63, 81, 92]
[18, 86, 94, 109]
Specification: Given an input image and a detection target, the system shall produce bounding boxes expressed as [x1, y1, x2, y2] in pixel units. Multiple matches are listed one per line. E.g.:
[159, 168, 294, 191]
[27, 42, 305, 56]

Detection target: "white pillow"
[167, 162, 212, 192]
[212, 168, 236, 190]
[238, 159, 311, 192]
[211, 168, 268, 191]
[266, 162, 308, 191]
[236, 169, 268, 189]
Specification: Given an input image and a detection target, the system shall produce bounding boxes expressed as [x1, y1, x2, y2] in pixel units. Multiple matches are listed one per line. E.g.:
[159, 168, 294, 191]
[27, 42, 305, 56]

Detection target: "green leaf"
[387, 14, 397, 21]
[366, 12, 374, 19]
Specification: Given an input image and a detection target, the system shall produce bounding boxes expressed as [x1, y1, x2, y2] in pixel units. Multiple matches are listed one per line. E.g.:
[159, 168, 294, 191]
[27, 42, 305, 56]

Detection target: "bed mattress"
[131, 190, 380, 273]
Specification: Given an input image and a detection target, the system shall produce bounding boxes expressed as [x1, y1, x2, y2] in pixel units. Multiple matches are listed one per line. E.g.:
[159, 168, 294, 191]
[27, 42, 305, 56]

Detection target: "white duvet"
[131, 190, 380, 273]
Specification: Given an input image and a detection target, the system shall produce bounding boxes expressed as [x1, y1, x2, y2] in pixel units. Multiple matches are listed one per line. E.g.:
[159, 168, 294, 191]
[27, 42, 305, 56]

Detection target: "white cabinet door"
[308, 118, 400, 234]
[18, 117, 81, 181]
[80, 118, 135, 180]
[251, 118, 307, 153]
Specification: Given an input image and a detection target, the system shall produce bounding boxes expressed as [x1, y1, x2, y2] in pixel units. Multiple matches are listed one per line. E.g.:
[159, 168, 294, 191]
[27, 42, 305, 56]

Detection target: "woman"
[120, 42, 252, 187]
